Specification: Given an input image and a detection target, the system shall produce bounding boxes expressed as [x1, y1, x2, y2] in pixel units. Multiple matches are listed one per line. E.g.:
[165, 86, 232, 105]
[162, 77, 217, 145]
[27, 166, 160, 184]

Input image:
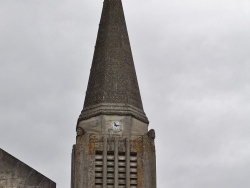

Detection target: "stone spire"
[79, 0, 148, 123]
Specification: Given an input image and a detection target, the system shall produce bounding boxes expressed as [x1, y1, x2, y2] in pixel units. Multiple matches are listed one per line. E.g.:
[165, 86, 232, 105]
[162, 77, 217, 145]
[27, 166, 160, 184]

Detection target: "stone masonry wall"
[0, 148, 56, 188]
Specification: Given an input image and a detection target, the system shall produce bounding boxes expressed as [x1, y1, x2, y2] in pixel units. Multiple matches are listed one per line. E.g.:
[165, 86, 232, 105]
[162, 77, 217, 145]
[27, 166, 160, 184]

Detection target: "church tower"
[71, 0, 156, 187]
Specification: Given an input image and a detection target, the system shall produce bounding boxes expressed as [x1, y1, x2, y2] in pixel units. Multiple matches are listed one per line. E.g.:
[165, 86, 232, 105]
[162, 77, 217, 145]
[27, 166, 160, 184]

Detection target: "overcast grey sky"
[1, 0, 250, 187]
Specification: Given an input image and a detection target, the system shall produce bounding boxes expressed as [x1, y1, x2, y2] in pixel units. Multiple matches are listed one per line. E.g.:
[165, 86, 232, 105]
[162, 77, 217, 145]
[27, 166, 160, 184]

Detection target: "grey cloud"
[1, 0, 250, 187]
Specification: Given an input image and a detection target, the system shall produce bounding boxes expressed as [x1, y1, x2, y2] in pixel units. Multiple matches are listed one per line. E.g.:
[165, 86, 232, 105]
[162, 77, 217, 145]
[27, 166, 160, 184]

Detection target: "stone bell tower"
[71, 0, 156, 187]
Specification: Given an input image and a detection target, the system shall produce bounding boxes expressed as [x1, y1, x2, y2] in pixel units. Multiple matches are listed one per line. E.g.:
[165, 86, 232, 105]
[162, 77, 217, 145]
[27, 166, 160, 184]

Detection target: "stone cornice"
[78, 103, 149, 124]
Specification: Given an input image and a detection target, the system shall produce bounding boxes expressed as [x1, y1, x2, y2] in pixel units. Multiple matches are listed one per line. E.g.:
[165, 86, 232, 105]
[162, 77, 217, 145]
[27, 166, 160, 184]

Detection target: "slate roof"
[79, 0, 148, 123]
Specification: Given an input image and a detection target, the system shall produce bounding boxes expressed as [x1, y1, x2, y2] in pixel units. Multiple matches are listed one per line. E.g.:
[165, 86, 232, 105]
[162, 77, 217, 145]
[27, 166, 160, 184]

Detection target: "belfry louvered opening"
[118, 152, 126, 187]
[107, 151, 115, 186]
[95, 151, 103, 187]
[130, 152, 138, 188]
[95, 150, 138, 188]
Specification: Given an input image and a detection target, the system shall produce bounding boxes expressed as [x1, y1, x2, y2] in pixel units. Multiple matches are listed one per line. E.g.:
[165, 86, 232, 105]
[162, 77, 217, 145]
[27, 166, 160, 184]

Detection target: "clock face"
[111, 121, 122, 132]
